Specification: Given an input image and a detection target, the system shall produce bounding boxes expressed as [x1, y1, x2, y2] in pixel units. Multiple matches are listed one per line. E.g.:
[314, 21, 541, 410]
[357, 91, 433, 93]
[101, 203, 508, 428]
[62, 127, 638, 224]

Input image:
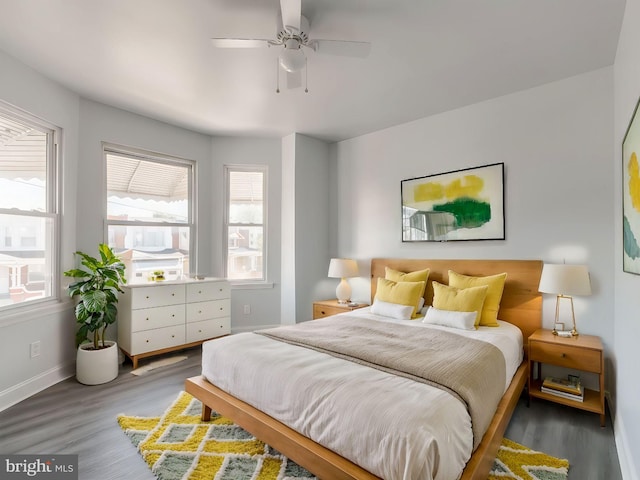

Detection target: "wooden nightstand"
[528, 328, 605, 426]
[312, 299, 368, 319]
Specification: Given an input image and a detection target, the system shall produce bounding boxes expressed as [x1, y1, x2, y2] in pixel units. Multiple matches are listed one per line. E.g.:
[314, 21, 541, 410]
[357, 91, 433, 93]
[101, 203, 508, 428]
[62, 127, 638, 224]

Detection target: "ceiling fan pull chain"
[305, 57, 309, 93]
[276, 57, 281, 93]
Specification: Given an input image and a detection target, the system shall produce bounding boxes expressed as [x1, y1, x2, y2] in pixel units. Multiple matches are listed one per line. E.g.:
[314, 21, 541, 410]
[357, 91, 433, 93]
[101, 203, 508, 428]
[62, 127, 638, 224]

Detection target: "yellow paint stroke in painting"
[628, 152, 640, 212]
[445, 175, 484, 200]
[414, 182, 444, 202]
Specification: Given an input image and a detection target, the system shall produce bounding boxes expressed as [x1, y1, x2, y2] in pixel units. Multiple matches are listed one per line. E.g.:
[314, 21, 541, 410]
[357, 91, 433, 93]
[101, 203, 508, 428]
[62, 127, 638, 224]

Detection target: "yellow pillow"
[385, 267, 430, 284]
[448, 271, 507, 327]
[431, 281, 489, 327]
[375, 278, 426, 318]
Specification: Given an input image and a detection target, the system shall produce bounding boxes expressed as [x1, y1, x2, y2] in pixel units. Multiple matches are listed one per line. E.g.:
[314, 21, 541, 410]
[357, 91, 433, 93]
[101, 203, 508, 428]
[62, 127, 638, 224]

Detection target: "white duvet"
[201, 309, 523, 480]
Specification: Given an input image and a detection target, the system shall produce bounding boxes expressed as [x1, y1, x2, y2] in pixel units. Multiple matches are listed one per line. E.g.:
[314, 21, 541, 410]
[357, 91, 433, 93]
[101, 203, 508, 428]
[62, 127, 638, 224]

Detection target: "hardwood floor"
[0, 347, 623, 480]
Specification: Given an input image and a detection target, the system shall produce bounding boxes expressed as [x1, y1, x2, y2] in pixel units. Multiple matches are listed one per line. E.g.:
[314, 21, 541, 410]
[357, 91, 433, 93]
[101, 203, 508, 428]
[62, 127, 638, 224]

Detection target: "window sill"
[0, 299, 73, 328]
[230, 281, 274, 290]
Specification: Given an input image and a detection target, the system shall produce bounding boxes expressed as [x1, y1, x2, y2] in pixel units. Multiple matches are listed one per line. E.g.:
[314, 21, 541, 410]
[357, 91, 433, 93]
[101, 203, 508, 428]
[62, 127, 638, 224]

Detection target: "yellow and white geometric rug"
[118, 391, 569, 480]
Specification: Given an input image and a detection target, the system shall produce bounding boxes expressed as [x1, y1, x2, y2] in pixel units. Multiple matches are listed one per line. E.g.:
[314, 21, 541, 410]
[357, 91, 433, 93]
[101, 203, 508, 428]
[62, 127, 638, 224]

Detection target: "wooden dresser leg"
[202, 404, 212, 421]
[132, 356, 138, 370]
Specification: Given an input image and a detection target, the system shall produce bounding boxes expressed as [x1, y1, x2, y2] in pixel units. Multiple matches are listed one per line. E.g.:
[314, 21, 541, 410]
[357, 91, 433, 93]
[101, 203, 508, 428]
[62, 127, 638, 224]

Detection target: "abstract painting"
[401, 163, 504, 242]
[623, 96, 640, 274]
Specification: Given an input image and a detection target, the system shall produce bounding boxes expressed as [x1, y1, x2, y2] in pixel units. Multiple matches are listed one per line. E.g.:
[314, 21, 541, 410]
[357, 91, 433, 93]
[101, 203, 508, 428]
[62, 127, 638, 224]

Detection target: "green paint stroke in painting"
[433, 198, 491, 228]
[623, 215, 640, 259]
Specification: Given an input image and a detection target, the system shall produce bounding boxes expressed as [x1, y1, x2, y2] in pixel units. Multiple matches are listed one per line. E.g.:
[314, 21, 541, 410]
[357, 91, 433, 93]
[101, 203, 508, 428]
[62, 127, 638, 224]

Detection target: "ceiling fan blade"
[211, 38, 271, 49]
[286, 70, 302, 90]
[280, 0, 301, 33]
[311, 40, 371, 58]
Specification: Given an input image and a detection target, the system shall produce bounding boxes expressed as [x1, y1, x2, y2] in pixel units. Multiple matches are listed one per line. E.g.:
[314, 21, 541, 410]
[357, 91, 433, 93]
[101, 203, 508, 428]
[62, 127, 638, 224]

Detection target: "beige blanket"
[257, 315, 506, 449]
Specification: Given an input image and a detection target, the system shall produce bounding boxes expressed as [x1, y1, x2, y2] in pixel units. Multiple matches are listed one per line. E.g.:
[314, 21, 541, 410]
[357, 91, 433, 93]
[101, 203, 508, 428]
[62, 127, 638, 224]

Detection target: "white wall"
[0, 50, 79, 410]
[281, 133, 333, 323]
[334, 68, 615, 379]
[210, 136, 282, 332]
[614, 0, 640, 477]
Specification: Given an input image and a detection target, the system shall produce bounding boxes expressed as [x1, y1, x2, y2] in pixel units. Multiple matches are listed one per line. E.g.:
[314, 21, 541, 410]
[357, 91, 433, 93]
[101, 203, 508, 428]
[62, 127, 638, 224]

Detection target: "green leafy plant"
[63, 244, 126, 350]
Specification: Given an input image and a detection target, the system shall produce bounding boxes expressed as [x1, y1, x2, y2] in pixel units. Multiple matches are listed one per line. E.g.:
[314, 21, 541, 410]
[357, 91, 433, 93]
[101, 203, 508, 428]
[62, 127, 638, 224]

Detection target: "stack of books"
[541, 376, 584, 402]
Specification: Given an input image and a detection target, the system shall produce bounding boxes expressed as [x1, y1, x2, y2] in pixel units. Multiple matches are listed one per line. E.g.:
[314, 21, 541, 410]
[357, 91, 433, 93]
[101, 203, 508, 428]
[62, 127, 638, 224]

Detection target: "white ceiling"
[0, 0, 625, 142]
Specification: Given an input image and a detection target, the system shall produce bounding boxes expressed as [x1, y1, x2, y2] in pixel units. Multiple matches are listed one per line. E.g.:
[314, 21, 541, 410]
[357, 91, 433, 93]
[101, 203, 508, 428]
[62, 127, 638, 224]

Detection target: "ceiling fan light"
[279, 46, 306, 73]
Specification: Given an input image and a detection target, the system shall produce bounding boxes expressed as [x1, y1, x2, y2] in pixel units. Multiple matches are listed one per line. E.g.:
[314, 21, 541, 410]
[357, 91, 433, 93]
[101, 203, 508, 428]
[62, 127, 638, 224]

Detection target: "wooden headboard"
[371, 258, 543, 345]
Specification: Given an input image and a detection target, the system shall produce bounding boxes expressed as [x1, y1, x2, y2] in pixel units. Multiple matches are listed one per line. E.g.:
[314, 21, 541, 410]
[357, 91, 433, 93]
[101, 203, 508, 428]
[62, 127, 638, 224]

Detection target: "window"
[0, 103, 58, 309]
[224, 166, 266, 282]
[105, 145, 195, 284]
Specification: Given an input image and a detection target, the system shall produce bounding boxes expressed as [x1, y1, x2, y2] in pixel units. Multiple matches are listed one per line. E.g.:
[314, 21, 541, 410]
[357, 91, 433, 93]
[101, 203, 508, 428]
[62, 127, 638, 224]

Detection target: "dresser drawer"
[313, 304, 346, 319]
[130, 284, 186, 309]
[530, 341, 601, 373]
[186, 299, 230, 322]
[130, 325, 185, 355]
[186, 282, 230, 303]
[186, 318, 230, 343]
[130, 304, 185, 332]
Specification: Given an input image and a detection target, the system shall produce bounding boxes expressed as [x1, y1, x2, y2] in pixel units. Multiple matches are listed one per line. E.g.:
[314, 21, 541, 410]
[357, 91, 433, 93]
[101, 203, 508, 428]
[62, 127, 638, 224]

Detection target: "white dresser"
[117, 278, 230, 368]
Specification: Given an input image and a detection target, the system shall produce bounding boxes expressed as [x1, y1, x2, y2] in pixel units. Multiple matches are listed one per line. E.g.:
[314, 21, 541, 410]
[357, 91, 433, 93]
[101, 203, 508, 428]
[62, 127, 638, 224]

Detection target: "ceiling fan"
[211, 0, 371, 92]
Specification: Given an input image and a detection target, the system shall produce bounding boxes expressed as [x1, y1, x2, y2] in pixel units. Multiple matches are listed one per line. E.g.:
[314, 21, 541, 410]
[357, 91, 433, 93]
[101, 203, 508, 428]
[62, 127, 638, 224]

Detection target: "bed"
[185, 258, 542, 479]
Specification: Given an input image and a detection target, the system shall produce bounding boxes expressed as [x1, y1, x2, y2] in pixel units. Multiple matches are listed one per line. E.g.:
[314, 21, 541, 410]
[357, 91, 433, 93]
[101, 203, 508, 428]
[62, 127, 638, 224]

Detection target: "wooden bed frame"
[186, 258, 542, 480]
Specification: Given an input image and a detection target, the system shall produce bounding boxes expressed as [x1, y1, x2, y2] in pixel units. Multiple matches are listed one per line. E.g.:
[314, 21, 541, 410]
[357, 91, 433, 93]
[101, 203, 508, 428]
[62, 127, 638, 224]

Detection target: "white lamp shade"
[538, 264, 591, 296]
[328, 258, 358, 278]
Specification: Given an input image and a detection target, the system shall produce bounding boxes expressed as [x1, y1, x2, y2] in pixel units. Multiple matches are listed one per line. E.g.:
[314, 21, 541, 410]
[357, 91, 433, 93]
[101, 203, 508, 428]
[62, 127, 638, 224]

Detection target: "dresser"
[528, 328, 605, 426]
[118, 278, 230, 369]
[312, 299, 368, 319]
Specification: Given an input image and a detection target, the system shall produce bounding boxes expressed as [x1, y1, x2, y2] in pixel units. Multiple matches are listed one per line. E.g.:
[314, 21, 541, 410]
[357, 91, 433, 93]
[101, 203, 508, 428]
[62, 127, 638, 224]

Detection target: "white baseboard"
[614, 412, 639, 480]
[231, 324, 282, 334]
[0, 362, 74, 413]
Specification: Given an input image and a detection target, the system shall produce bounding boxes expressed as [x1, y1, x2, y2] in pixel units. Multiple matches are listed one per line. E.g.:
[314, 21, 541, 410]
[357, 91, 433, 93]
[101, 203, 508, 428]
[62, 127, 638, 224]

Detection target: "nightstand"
[312, 299, 368, 319]
[528, 328, 605, 426]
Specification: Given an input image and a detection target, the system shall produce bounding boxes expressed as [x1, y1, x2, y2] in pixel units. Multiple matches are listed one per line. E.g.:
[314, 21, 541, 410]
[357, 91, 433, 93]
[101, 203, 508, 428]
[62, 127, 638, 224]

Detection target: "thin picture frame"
[401, 162, 505, 242]
[623, 94, 640, 275]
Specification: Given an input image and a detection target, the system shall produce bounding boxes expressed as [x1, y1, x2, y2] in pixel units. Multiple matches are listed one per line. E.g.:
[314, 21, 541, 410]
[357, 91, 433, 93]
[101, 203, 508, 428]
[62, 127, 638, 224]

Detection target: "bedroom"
[0, 1, 638, 479]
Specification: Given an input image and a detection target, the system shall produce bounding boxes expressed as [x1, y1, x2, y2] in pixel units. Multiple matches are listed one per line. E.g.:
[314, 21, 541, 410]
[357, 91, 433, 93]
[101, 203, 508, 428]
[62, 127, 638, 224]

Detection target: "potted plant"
[64, 244, 126, 385]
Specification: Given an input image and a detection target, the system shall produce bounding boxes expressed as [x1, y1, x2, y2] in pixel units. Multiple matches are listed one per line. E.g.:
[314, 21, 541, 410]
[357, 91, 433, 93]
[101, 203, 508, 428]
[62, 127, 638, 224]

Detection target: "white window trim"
[0, 101, 61, 323]
[223, 164, 269, 285]
[103, 142, 197, 274]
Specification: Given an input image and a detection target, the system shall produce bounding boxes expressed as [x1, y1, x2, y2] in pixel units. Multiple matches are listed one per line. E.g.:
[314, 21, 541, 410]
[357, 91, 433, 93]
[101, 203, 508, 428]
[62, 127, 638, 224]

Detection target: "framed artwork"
[623, 95, 640, 274]
[401, 162, 505, 242]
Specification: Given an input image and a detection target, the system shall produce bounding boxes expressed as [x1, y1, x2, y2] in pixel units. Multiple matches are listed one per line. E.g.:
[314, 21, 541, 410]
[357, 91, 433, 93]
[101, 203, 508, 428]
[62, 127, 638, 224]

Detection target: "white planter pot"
[76, 340, 119, 385]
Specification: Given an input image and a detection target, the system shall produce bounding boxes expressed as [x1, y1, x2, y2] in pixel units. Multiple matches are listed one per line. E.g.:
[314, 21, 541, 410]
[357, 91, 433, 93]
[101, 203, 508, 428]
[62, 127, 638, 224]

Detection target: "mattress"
[201, 309, 523, 480]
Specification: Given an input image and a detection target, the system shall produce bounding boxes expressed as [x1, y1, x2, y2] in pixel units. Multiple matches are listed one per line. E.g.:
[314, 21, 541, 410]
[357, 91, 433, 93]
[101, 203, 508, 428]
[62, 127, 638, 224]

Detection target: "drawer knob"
[198, 290, 202, 294]
[321, 310, 326, 315]
[146, 340, 149, 343]
[171, 335, 175, 338]
[198, 329, 202, 333]
[561, 353, 566, 358]
[172, 314, 175, 317]
[172, 293, 175, 296]
[198, 310, 202, 314]
[219, 288, 223, 292]
[146, 295, 149, 299]
[219, 307, 223, 310]
[146, 317, 149, 321]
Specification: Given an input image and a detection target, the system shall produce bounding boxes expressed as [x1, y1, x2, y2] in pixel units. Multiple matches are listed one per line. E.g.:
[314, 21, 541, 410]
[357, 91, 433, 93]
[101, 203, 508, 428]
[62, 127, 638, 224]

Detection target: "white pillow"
[422, 306, 477, 330]
[370, 299, 414, 320]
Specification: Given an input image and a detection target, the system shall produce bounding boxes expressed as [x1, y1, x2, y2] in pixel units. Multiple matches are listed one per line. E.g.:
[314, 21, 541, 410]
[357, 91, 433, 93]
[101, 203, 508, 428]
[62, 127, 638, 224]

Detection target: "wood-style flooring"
[0, 347, 623, 479]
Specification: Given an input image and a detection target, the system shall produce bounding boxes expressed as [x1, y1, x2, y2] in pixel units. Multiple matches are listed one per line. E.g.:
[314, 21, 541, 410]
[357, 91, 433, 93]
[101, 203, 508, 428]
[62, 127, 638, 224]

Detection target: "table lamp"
[328, 258, 359, 304]
[538, 264, 591, 336]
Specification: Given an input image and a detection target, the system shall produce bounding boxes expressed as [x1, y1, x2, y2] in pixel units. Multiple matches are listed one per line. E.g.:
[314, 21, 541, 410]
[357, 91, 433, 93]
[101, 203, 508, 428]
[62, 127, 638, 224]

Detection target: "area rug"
[118, 391, 569, 480]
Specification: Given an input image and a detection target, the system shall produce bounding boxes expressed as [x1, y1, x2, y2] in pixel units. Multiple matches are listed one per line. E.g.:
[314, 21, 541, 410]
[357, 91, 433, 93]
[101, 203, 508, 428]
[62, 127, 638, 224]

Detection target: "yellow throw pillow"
[448, 271, 507, 327]
[431, 281, 489, 327]
[385, 267, 430, 284]
[375, 278, 426, 318]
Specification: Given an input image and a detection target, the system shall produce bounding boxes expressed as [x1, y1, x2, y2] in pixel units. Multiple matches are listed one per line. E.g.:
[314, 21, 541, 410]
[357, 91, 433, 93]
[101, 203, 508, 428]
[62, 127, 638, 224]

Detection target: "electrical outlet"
[30, 341, 41, 358]
[243, 304, 251, 315]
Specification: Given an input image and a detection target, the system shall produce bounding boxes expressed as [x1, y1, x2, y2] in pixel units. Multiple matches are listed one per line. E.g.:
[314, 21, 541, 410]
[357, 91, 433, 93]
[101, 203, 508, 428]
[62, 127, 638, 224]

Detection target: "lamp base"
[335, 278, 352, 305]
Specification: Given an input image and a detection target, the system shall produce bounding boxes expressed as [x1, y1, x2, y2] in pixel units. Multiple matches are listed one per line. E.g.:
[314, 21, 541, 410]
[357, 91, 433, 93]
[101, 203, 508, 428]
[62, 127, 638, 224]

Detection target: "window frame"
[103, 143, 197, 278]
[0, 101, 61, 316]
[223, 164, 268, 285]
